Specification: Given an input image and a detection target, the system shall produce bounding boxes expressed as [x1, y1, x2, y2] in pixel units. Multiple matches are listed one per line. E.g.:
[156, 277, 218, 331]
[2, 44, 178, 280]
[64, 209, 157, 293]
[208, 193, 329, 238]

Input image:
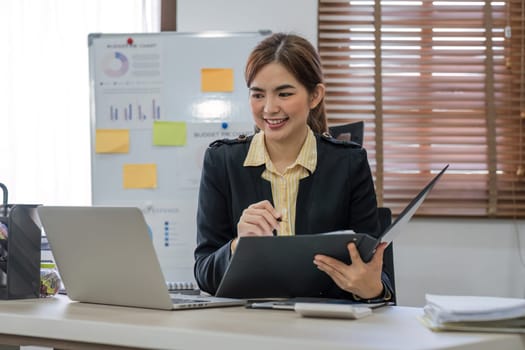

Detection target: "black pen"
[273, 217, 283, 236]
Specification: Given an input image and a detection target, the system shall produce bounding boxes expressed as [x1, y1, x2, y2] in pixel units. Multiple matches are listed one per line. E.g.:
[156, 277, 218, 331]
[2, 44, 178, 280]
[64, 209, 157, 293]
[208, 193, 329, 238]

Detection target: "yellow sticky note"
[153, 121, 187, 146]
[123, 164, 157, 189]
[95, 129, 129, 153]
[201, 68, 234, 92]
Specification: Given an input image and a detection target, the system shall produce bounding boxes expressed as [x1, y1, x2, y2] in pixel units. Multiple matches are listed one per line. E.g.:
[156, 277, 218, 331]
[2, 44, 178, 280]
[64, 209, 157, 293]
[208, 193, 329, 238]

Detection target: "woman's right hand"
[237, 200, 282, 237]
[237, 200, 281, 237]
[232, 200, 281, 252]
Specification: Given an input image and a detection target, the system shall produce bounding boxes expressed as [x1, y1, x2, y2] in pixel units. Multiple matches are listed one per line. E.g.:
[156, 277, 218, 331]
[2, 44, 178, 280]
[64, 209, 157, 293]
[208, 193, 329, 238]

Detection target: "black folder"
[215, 165, 449, 299]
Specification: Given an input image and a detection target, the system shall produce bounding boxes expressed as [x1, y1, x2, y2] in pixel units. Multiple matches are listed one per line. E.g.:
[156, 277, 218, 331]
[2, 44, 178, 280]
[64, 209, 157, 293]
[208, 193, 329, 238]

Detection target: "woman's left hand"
[313, 242, 387, 299]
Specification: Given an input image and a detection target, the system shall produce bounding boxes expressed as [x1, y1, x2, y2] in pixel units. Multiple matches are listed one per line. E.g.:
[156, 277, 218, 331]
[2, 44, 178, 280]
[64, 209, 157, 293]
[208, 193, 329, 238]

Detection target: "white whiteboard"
[88, 31, 268, 282]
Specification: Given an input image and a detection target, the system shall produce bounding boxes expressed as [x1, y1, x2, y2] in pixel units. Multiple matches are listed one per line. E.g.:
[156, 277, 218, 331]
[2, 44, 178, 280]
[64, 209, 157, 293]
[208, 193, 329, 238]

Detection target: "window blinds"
[319, 0, 525, 218]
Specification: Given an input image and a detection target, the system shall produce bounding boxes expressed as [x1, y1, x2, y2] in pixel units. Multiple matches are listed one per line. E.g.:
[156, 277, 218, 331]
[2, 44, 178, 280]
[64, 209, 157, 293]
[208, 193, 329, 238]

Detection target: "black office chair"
[378, 207, 396, 304]
[328, 121, 364, 146]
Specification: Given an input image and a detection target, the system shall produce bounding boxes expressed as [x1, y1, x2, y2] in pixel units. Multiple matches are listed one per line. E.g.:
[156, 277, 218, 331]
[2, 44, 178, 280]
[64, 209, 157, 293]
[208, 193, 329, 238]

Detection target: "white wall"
[396, 219, 525, 306]
[177, 0, 525, 307]
[177, 0, 318, 46]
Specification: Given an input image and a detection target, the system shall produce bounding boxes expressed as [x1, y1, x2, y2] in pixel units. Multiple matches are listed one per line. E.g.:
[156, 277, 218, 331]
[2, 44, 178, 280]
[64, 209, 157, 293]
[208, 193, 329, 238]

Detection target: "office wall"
[177, 0, 525, 307]
[398, 219, 525, 306]
[177, 0, 318, 46]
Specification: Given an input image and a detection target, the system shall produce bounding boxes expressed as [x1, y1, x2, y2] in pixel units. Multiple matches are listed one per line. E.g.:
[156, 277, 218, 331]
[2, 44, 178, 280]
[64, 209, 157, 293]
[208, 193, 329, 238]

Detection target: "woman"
[194, 33, 393, 301]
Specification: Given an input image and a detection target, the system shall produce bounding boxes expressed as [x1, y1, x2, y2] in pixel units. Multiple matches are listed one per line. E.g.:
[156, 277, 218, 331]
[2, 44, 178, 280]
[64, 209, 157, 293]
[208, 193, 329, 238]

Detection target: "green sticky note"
[153, 121, 187, 146]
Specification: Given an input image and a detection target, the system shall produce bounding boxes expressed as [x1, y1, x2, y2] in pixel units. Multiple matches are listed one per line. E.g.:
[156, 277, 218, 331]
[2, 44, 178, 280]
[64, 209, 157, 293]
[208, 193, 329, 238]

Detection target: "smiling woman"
[194, 33, 395, 303]
[0, 0, 160, 205]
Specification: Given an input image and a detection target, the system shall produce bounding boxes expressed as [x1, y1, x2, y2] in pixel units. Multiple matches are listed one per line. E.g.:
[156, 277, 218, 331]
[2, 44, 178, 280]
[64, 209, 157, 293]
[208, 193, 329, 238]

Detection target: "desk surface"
[0, 295, 523, 350]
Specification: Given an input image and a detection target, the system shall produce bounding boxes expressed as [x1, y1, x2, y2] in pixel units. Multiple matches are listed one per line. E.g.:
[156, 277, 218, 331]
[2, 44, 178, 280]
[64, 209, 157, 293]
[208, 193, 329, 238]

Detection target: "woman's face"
[249, 62, 322, 145]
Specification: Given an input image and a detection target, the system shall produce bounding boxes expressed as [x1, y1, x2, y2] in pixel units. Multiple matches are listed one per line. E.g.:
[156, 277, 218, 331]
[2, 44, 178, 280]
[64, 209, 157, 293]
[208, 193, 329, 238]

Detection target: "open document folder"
[420, 294, 525, 333]
[216, 165, 448, 299]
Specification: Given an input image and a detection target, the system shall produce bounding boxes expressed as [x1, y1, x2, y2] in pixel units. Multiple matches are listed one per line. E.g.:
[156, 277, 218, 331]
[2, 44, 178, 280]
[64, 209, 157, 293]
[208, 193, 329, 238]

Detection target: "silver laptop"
[37, 206, 245, 310]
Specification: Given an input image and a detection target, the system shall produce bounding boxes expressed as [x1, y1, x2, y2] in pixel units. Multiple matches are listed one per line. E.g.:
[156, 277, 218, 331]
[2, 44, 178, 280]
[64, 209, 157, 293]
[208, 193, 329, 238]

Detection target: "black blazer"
[194, 133, 393, 299]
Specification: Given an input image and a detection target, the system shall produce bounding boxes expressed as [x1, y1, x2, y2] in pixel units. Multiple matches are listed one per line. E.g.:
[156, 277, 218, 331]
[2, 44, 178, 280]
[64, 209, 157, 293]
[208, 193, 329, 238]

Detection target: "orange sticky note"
[95, 129, 129, 153]
[123, 164, 157, 189]
[201, 68, 234, 92]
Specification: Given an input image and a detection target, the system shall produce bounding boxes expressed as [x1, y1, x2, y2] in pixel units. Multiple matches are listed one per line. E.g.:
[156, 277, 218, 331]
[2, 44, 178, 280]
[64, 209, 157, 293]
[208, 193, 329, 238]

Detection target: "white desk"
[0, 295, 522, 350]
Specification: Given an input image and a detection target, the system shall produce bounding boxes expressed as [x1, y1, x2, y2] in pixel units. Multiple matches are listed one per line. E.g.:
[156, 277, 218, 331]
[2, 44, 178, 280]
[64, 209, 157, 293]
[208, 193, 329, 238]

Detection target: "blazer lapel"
[296, 135, 322, 234]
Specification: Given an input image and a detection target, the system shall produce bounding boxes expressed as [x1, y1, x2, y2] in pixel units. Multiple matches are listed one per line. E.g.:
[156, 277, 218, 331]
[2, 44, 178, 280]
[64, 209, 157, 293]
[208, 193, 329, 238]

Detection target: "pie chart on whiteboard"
[103, 51, 129, 77]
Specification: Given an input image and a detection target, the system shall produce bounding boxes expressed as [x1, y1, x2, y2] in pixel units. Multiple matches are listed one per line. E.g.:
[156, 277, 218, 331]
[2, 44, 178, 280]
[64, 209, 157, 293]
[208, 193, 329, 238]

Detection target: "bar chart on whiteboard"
[94, 42, 163, 129]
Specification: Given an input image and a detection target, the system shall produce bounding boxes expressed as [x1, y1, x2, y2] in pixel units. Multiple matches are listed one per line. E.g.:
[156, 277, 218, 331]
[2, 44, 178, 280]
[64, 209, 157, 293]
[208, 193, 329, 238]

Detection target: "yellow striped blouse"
[243, 128, 317, 235]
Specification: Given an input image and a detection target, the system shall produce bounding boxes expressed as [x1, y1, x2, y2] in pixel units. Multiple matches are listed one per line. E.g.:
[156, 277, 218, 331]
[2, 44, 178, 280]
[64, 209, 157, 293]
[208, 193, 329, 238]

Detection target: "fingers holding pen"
[240, 212, 274, 235]
[237, 200, 281, 237]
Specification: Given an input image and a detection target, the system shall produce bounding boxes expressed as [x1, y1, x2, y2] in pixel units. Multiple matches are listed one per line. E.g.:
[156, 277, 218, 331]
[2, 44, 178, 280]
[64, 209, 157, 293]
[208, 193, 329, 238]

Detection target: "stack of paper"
[420, 294, 525, 333]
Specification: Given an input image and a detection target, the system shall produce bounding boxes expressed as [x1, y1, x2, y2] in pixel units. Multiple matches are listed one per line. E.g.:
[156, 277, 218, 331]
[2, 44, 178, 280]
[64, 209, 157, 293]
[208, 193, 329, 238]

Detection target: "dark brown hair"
[245, 33, 327, 133]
